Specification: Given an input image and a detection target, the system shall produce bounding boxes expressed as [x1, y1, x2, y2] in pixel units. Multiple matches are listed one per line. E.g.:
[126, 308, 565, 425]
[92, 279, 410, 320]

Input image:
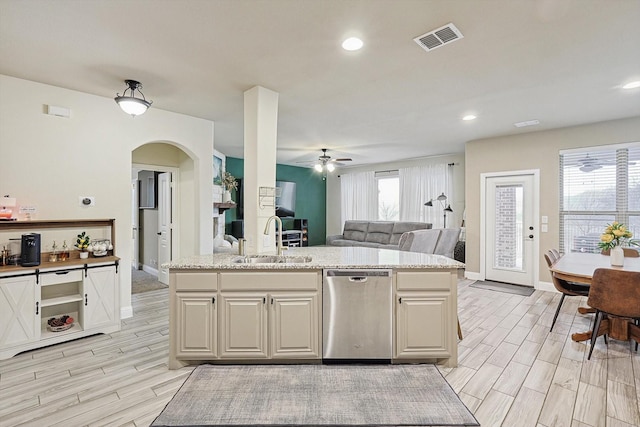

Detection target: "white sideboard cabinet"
[0, 219, 120, 360]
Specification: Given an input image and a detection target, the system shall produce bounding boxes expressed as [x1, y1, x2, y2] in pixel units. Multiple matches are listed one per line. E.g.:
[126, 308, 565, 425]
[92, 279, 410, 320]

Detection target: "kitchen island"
[166, 246, 463, 369]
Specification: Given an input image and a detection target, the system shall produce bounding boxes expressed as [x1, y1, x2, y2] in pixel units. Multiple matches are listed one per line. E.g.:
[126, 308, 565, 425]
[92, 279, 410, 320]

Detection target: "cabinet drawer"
[173, 272, 218, 291]
[40, 270, 83, 286]
[396, 271, 453, 291]
[220, 272, 320, 291]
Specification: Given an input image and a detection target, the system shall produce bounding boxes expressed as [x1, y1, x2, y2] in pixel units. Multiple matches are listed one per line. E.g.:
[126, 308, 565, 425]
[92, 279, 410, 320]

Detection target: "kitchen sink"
[232, 255, 313, 264]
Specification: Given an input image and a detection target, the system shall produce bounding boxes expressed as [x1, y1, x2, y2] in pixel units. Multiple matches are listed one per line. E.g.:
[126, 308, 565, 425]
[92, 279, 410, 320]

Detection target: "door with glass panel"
[485, 174, 535, 286]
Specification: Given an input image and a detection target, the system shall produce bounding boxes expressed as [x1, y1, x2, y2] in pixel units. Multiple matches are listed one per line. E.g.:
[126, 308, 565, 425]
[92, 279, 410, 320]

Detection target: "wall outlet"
[79, 196, 95, 207]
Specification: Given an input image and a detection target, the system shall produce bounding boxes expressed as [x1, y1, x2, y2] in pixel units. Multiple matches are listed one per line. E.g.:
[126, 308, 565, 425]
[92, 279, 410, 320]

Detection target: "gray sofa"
[326, 220, 432, 249]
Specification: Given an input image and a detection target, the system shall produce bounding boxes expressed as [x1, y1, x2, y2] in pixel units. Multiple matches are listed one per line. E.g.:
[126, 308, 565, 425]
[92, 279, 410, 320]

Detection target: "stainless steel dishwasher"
[322, 269, 393, 361]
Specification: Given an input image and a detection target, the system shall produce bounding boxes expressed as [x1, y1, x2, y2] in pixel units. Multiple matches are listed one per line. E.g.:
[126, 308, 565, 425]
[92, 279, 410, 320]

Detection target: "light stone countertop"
[165, 246, 465, 270]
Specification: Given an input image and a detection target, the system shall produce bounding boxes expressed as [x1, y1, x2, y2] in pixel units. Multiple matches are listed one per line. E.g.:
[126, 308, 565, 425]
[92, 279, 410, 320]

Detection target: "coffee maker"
[21, 233, 41, 267]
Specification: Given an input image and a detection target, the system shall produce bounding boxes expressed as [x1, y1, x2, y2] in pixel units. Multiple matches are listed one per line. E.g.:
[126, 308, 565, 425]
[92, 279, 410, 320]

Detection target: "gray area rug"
[470, 280, 535, 296]
[131, 268, 168, 294]
[152, 364, 479, 426]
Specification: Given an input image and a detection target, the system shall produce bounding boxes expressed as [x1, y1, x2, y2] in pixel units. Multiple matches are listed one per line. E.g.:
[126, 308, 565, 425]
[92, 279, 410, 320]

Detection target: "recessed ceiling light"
[462, 115, 476, 121]
[623, 81, 640, 89]
[342, 37, 363, 51]
[514, 119, 540, 128]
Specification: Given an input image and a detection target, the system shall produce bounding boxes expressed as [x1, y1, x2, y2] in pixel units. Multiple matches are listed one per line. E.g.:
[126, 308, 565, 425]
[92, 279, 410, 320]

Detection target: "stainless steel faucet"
[264, 215, 284, 255]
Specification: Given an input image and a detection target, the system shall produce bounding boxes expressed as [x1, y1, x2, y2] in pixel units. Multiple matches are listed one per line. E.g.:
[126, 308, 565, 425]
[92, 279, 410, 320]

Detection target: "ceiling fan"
[577, 154, 615, 172]
[302, 148, 352, 173]
[576, 153, 637, 172]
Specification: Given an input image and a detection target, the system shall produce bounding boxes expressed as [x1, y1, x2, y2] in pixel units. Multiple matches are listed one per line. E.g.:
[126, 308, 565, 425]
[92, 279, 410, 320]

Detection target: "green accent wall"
[223, 157, 327, 246]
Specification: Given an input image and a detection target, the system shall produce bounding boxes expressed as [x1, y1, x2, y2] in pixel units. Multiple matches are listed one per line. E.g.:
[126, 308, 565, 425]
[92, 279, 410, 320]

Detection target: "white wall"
[0, 75, 215, 318]
[326, 153, 466, 236]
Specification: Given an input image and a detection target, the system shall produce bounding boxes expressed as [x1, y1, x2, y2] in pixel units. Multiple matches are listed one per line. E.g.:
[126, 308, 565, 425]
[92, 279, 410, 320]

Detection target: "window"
[560, 144, 640, 253]
[376, 172, 399, 220]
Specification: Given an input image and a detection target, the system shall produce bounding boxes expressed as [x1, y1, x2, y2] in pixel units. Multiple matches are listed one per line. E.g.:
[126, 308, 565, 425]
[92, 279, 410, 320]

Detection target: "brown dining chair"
[601, 247, 640, 257]
[587, 268, 640, 359]
[544, 251, 590, 332]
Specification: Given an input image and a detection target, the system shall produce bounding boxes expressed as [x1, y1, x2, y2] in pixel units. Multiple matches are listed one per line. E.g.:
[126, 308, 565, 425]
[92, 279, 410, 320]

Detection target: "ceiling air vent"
[413, 23, 463, 52]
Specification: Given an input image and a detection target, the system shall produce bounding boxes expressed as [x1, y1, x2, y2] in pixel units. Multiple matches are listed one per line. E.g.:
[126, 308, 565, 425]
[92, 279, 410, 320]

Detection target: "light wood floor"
[1, 281, 638, 426]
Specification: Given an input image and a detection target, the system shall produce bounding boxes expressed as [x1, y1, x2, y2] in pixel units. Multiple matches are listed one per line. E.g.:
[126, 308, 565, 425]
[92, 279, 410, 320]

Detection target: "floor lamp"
[424, 193, 453, 228]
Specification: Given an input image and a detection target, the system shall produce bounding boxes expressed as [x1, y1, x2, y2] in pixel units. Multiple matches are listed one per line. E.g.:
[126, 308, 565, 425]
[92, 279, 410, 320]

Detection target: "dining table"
[550, 252, 640, 343]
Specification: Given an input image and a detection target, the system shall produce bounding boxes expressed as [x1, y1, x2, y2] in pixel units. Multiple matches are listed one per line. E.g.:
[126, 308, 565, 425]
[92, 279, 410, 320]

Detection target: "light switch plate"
[541, 224, 548, 232]
[541, 215, 548, 224]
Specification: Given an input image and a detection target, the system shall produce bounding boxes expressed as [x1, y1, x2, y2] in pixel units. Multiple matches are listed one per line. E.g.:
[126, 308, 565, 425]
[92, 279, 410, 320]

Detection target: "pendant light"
[114, 80, 152, 116]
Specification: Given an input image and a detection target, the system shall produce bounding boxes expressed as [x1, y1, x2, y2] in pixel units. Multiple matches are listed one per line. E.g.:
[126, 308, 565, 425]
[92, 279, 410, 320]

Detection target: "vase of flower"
[610, 245, 624, 266]
[598, 221, 638, 267]
[222, 171, 238, 204]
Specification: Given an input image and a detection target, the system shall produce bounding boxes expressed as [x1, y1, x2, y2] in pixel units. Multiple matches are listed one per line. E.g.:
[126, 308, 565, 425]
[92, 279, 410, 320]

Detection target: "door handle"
[529, 234, 534, 239]
[157, 232, 161, 236]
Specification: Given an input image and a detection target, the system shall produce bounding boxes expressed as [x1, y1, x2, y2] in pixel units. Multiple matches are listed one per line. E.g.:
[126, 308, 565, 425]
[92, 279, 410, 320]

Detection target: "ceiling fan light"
[115, 79, 152, 116]
[314, 164, 323, 172]
[326, 163, 335, 172]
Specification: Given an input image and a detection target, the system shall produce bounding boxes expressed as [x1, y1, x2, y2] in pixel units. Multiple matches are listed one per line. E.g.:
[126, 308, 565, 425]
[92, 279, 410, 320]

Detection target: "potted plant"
[222, 171, 238, 203]
[76, 231, 90, 259]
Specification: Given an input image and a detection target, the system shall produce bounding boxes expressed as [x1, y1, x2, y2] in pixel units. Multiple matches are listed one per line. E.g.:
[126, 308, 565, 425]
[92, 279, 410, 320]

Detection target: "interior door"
[157, 172, 172, 285]
[484, 174, 535, 286]
[131, 179, 139, 269]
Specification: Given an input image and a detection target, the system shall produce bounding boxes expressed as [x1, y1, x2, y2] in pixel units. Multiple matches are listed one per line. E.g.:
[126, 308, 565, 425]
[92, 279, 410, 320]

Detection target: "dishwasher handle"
[349, 276, 368, 282]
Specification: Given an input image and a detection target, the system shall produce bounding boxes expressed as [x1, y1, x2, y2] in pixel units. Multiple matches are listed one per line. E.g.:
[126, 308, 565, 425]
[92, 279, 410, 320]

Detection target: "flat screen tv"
[275, 181, 296, 218]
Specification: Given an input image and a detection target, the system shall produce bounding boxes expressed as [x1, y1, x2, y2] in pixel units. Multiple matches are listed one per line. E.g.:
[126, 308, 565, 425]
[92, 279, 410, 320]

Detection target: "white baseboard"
[121, 305, 133, 319]
[465, 271, 482, 281]
[536, 280, 557, 293]
[142, 264, 159, 276]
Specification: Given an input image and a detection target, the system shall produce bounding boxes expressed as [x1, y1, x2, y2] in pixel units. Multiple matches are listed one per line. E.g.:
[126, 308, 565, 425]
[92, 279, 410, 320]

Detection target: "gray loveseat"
[326, 220, 432, 249]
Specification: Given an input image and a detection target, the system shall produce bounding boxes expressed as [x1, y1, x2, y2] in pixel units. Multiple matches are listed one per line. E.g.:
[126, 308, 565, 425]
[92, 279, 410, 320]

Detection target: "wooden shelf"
[214, 202, 236, 213]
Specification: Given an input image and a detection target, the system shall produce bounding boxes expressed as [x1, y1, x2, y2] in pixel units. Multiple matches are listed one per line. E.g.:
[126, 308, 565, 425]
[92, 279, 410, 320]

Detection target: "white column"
[243, 86, 279, 254]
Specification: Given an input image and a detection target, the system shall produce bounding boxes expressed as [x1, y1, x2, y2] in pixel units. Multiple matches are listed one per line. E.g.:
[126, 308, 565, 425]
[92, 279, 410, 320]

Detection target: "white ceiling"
[1, 0, 639, 168]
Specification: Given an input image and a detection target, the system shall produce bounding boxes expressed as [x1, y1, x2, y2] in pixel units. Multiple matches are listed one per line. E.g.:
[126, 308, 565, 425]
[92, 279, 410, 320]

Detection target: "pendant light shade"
[115, 80, 152, 116]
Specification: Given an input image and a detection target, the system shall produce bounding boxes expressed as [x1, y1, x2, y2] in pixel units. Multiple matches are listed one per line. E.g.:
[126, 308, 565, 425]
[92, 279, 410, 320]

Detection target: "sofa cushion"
[390, 222, 431, 245]
[342, 220, 369, 242]
[364, 222, 394, 244]
[398, 229, 441, 253]
[434, 228, 462, 259]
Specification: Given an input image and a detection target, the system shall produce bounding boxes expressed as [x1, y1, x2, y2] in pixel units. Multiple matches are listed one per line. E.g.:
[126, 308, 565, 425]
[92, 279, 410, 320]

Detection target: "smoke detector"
[414, 23, 463, 52]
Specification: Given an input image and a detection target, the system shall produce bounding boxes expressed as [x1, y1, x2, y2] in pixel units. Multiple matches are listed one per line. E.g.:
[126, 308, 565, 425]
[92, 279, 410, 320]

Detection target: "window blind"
[559, 144, 640, 253]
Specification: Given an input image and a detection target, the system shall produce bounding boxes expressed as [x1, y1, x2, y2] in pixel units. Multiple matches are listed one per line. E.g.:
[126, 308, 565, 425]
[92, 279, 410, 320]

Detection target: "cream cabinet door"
[0, 275, 39, 348]
[175, 292, 217, 358]
[219, 293, 268, 359]
[395, 292, 452, 358]
[83, 266, 118, 330]
[270, 292, 320, 359]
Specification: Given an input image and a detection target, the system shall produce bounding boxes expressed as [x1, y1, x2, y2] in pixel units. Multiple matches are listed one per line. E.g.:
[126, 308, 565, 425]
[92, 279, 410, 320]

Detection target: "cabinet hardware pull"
[399, 297, 402, 304]
[55, 271, 70, 275]
[212, 297, 215, 304]
[263, 297, 266, 304]
[271, 298, 274, 305]
[85, 293, 88, 306]
[35, 301, 39, 315]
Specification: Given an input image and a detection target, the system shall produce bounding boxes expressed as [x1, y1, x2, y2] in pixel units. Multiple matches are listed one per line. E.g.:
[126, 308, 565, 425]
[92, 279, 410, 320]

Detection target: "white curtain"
[399, 163, 449, 227]
[340, 171, 377, 224]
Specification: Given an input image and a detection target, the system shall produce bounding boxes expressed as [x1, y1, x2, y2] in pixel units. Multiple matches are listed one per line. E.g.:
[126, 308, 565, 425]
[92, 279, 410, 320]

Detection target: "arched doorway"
[131, 142, 195, 292]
